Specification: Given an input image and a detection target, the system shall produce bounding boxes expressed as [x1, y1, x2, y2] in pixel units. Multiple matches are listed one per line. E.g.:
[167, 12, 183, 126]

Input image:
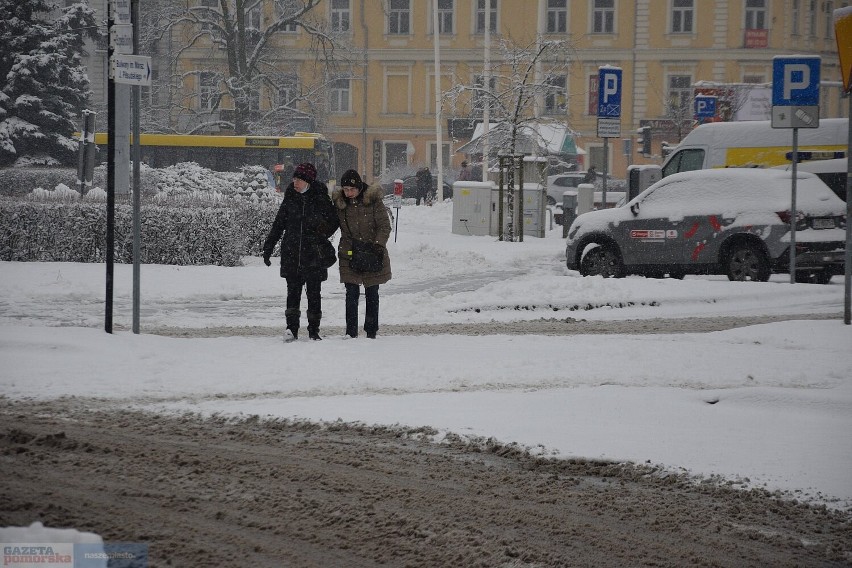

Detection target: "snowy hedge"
[0, 162, 286, 266]
[0, 199, 276, 266]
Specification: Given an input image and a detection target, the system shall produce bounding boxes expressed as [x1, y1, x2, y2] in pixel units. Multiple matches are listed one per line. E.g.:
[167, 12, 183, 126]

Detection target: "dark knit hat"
[293, 162, 317, 183]
[340, 169, 364, 190]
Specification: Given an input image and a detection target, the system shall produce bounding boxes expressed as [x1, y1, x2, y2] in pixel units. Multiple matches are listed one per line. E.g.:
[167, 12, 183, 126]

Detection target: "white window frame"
[808, 0, 817, 37]
[246, 3, 262, 32]
[198, 72, 218, 111]
[671, 0, 694, 34]
[329, 77, 351, 113]
[472, 74, 497, 115]
[274, 3, 299, 33]
[791, 0, 800, 35]
[824, 1, 834, 38]
[388, 0, 411, 35]
[430, 142, 450, 171]
[744, 0, 766, 30]
[544, 74, 567, 115]
[429, 0, 454, 35]
[666, 74, 693, 117]
[546, 0, 567, 33]
[275, 74, 299, 108]
[475, 0, 498, 34]
[330, 0, 351, 33]
[592, 0, 615, 34]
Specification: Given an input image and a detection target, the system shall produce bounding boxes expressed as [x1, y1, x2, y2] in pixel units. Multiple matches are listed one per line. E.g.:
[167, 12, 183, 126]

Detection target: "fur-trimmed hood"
[332, 184, 384, 210]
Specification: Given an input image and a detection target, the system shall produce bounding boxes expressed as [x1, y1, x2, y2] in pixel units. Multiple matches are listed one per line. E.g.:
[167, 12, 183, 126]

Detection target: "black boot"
[307, 311, 322, 341]
[284, 308, 300, 342]
[345, 284, 359, 338]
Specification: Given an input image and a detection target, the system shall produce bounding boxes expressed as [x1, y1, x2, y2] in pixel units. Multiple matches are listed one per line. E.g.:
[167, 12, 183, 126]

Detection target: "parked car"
[546, 172, 624, 206]
[564, 169, 846, 283]
[381, 174, 453, 200]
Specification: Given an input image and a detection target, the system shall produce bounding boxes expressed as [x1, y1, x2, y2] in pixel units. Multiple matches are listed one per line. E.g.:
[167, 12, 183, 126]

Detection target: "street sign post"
[597, 66, 622, 207]
[771, 55, 821, 284]
[834, 7, 852, 325]
[393, 179, 403, 242]
[771, 56, 821, 129]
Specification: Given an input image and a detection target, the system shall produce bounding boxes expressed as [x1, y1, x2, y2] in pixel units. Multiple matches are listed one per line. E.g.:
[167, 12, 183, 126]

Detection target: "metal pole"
[498, 156, 504, 241]
[602, 137, 609, 208]
[131, 0, 141, 334]
[105, 0, 115, 334]
[432, 0, 443, 201]
[789, 128, 798, 284]
[481, 0, 491, 182]
[517, 156, 524, 242]
[845, 94, 851, 325]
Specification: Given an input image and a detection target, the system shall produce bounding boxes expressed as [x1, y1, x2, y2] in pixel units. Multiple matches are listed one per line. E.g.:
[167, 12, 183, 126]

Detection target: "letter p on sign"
[783, 65, 810, 100]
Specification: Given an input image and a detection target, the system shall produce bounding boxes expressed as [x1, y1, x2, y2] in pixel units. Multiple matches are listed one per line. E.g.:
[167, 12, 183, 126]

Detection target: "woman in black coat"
[263, 163, 339, 341]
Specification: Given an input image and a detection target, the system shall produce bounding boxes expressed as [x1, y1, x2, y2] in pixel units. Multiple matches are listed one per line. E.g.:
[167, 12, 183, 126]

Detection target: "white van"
[660, 118, 848, 177]
[774, 158, 848, 201]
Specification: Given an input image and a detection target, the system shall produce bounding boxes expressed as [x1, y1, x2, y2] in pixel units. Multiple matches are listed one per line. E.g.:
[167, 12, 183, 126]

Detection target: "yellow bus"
[91, 132, 335, 184]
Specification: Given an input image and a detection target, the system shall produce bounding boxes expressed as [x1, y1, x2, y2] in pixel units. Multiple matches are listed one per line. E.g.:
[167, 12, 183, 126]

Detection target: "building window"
[742, 74, 765, 83]
[592, 0, 614, 34]
[330, 0, 350, 33]
[667, 75, 692, 117]
[329, 77, 351, 113]
[745, 0, 766, 29]
[430, 143, 450, 171]
[388, 0, 411, 35]
[472, 74, 497, 115]
[791, 0, 800, 35]
[384, 142, 409, 171]
[546, 0, 567, 33]
[672, 0, 694, 33]
[274, 3, 299, 32]
[544, 75, 567, 114]
[475, 0, 498, 34]
[435, 0, 454, 35]
[808, 0, 817, 37]
[246, 4, 261, 32]
[824, 1, 834, 38]
[199, 72, 217, 111]
[276, 75, 299, 108]
[199, 0, 218, 31]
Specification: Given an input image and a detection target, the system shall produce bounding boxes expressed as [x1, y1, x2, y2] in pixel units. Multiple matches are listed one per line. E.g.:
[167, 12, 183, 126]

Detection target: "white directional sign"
[112, 0, 131, 25]
[771, 56, 821, 128]
[110, 24, 133, 55]
[111, 54, 152, 86]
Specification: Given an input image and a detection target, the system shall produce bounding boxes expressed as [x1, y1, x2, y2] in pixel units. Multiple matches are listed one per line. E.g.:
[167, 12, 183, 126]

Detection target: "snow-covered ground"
[2, 201, 851, 516]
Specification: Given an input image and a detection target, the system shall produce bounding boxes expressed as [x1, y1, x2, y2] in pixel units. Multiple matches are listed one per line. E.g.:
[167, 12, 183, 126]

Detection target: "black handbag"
[349, 239, 384, 273]
[344, 210, 384, 273]
[317, 239, 337, 269]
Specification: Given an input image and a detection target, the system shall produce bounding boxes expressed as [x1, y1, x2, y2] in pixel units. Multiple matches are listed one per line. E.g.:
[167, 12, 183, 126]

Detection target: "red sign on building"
[744, 29, 768, 48]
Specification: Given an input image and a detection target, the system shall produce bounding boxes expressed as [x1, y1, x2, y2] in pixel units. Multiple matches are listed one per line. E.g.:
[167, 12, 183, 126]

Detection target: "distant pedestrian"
[458, 160, 473, 181]
[332, 169, 392, 339]
[415, 166, 433, 206]
[263, 162, 340, 342]
[583, 166, 598, 184]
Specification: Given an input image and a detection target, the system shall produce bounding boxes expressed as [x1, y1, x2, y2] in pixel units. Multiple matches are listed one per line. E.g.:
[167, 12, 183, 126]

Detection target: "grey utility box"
[489, 183, 546, 239]
[627, 164, 662, 201]
[452, 181, 496, 236]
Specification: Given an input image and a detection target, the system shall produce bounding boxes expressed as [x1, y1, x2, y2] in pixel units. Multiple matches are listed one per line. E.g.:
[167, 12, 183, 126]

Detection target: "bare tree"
[139, 0, 353, 135]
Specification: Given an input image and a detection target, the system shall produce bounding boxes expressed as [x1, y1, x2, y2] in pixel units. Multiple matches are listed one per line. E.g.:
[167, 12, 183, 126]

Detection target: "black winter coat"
[263, 181, 340, 282]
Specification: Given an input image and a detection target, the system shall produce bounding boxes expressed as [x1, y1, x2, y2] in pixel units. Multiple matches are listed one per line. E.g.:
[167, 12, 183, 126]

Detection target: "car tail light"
[776, 210, 806, 229]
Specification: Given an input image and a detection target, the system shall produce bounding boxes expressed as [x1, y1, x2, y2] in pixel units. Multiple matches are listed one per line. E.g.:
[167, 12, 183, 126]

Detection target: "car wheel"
[725, 243, 770, 282]
[546, 195, 556, 206]
[579, 243, 624, 278]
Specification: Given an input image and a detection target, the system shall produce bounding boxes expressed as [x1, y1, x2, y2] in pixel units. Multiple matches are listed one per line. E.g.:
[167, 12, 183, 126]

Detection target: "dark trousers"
[285, 278, 322, 331]
[345, 283, 379, 336]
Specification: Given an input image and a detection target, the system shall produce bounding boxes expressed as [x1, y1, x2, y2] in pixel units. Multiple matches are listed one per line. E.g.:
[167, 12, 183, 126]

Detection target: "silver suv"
[564, 169, 846, 283]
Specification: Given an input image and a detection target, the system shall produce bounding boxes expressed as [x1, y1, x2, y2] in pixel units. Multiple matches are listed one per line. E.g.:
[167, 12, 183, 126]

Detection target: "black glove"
[263, 255, 271, 267]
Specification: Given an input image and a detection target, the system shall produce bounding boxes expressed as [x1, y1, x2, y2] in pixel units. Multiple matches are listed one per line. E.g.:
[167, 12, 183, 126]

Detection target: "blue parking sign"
[772, 56, 820, 106]
[597, 67, 622, 118]
[694, 95, 717, 118]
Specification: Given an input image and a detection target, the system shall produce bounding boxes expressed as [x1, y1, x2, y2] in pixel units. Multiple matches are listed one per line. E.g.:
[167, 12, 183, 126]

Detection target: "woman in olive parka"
[331, 169, 392, 338]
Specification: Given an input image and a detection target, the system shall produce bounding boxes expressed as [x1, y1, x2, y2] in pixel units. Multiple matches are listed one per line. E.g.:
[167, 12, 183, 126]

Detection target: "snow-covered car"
[564, 169, 846, 283]
[546, 172, 624, 206]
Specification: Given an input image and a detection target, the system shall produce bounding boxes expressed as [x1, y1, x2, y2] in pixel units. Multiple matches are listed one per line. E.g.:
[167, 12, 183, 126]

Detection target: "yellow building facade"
[163, 0, 846, 183]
